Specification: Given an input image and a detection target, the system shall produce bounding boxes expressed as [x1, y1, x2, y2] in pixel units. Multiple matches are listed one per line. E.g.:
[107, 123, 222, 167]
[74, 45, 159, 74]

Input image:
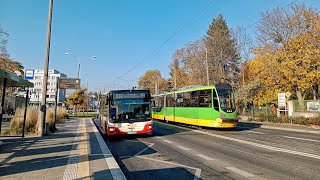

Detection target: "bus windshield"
[216, 88, 236, 112]
[111, 91, 151, 122]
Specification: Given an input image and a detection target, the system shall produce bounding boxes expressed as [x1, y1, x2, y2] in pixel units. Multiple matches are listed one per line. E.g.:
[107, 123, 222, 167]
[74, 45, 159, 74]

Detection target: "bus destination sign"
[115, 93, 146, 99]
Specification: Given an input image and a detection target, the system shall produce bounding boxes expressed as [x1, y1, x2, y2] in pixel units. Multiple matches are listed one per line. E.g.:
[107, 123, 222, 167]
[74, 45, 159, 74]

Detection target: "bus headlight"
[109, 127, 115, 131]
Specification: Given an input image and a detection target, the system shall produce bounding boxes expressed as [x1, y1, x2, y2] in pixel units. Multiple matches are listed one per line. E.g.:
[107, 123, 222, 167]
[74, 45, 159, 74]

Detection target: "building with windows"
[25, 69, 67, 106]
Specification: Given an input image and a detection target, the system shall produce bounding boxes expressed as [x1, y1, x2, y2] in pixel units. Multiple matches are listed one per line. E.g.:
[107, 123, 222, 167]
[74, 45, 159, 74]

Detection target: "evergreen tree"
[205, 14, 240, 86]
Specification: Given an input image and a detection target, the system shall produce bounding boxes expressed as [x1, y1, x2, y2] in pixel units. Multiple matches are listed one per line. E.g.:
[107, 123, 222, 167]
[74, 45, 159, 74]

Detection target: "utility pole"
[38, 0, 53, 136]
[77, 63, 80, 79]
[205, 48, 209, 86]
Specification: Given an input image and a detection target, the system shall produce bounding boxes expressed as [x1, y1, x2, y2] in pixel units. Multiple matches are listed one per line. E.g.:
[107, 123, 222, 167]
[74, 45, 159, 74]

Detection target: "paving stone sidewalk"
[0, 118, 126, 180]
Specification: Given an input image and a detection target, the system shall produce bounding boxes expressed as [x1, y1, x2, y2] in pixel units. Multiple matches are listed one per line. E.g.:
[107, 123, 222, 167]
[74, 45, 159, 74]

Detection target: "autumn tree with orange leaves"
[245, 3, 320, 108]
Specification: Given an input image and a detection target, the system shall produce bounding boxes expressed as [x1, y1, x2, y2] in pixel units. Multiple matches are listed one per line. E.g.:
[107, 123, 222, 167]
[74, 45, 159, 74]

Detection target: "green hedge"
[248, 115, 320, 126]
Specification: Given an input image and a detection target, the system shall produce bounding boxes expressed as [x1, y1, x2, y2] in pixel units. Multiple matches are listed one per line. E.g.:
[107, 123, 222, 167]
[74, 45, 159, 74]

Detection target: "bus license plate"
[128, 131, 136, 134]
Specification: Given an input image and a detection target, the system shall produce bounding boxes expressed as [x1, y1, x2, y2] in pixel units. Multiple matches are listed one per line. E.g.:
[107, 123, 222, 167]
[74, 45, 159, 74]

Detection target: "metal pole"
[22, 88, 29, 139]
[87, 82, 89, 114]
[0, 78, 7, 135]
[77, 63, 80, 79]
[38, 0, 53, 136]
[205, 48, 209, 86]
[174, 68, 177, 90]
[53, 77, 59, 131]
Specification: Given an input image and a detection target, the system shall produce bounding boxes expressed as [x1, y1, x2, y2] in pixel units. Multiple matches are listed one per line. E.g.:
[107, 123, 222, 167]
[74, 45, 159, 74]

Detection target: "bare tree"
[256, 2, 319, 48]
[232, 26, 254, 86]
[0, 25, 9, 58]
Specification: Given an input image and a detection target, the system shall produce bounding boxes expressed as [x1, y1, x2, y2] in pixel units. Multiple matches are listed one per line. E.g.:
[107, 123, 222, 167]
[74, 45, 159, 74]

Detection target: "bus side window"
[183, 92, 191, 107]
[212, 90, 219, 111]
[190, 91, 199, 107]
[166, 94, 175, 107]
[199, 90, 212, 107]
[177, 93, 183, 107]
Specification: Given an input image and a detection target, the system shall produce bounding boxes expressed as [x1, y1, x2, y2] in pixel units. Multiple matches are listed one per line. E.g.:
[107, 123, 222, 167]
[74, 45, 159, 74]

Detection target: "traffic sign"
[278, 93, 286, 107]
[285, 92, 291, 98]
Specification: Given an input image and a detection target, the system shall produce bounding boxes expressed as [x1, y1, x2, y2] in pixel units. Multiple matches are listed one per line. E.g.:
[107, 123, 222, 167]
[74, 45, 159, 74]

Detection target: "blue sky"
[1, 0, 319, 92]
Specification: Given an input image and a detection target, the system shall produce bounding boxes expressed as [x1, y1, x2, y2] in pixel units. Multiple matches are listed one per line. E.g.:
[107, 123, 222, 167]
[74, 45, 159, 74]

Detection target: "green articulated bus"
[151, 83, 238, 128]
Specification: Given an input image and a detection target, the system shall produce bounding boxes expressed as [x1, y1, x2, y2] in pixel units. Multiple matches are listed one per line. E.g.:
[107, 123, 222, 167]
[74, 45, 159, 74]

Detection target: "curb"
[90, 119, 127, 180]
[239, 121, 320, 134]
[260, 125, 320, 134]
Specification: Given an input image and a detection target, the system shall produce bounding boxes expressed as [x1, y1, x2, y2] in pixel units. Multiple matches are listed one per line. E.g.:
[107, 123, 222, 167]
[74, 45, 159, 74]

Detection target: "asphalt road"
[98, 120, 320, 180]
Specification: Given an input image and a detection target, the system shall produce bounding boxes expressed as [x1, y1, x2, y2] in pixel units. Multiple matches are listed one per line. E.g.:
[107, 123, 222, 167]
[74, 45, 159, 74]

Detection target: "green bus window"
[190, 91, 199, 107]
[166, 94, 175, 107]
[177, 93, 183, 107]
[183, 92, 191, 107]
[212, 90, 219, 111]
[199, 90, 212, 107]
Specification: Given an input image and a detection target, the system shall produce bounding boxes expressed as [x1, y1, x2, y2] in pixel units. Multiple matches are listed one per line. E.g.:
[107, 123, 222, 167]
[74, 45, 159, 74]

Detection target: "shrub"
[248, 115, 320, 126]
[9, 106, 69, 135]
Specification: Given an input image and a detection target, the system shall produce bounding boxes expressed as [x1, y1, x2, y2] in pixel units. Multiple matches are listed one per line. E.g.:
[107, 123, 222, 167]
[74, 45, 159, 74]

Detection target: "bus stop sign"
[59, 78, 81, 89]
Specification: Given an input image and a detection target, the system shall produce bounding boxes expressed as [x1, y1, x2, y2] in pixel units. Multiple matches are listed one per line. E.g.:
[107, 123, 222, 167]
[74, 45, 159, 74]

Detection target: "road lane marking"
[177, 146, 191, 151]
[283, 136, 320, 143]
[163, 140, 174, 144]
[249, 131, 265, 134]
[134, 143, 155, 156]
[193, 129, 320, 160]
[197, 154, 214, 161]
[137, 156, 201, 180]
[154, 136, 162, 139]
[90, 119, 126, 180]
[226, 167, 254, 178]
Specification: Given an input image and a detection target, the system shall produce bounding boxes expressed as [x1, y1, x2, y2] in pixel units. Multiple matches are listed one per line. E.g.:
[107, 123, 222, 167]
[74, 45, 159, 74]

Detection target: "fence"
[289, 100, 320, 118]
[241, 106, 273, 117]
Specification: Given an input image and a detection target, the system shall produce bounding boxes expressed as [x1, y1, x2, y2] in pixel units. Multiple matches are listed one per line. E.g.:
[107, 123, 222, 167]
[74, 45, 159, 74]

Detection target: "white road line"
[283, 136, 320, 143]
[249, 131, 265, 134]
[137, 156, 201, 180]
[163, 140, 174, 144]
[197, 154, 214, 161]
[193, 129, 320, 160]
[226, 167, 254, 178]
[134, 143, 155, 156]
[90, 119, 127, 180]
[177, 146, 191, 151]
[154, 136, 162, 138]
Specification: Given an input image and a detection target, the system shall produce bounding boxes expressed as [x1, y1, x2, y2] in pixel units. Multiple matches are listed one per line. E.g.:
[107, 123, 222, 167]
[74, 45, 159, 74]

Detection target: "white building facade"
[26, 69, 67, 106]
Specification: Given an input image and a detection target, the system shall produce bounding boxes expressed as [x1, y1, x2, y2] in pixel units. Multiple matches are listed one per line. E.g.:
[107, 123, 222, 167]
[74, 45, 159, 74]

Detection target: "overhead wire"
[112, 0, 216, 83]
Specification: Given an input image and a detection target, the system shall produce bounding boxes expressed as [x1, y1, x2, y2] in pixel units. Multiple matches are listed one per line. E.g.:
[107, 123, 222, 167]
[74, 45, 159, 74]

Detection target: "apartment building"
[26, 69, 67, 106]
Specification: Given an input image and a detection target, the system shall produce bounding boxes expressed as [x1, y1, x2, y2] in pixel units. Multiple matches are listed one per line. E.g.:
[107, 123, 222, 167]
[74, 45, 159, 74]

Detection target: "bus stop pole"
[22, 88, 29, 139]
[53, 77, 59, 131]
[0, 77, 7, 135]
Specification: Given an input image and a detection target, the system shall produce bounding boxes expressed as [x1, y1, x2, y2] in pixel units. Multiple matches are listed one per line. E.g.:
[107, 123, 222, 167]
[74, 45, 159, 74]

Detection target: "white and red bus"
[100, 90, 153, 137]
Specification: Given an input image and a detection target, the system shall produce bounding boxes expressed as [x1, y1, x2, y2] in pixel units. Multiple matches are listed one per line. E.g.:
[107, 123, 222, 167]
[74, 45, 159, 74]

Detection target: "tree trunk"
[296, 90, 304, 112]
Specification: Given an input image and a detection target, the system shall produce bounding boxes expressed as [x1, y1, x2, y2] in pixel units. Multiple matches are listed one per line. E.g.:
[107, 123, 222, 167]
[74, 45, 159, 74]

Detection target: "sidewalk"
[238, 115, 320, 134]
[0, 118, 126, 180]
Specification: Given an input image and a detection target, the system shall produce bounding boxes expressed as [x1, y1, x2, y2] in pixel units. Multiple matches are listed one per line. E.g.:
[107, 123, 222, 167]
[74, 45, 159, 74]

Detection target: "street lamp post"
[204, 47, 209, 86]
[38, 0, 53, 136]
[65, 52, 96, 79]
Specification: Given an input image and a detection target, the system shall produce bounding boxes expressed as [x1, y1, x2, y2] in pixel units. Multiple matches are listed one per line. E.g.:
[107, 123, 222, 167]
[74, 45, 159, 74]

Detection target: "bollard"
[45, 123, 49, 135]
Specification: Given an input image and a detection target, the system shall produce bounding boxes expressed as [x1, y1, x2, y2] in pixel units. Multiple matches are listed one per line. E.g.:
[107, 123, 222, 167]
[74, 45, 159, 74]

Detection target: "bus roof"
[152, 83, 232, 97]
[108, 89, 150, 93]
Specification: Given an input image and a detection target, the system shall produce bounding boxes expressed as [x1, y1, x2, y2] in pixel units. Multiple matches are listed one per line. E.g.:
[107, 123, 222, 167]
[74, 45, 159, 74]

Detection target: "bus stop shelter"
[0, 69, 34, 138]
